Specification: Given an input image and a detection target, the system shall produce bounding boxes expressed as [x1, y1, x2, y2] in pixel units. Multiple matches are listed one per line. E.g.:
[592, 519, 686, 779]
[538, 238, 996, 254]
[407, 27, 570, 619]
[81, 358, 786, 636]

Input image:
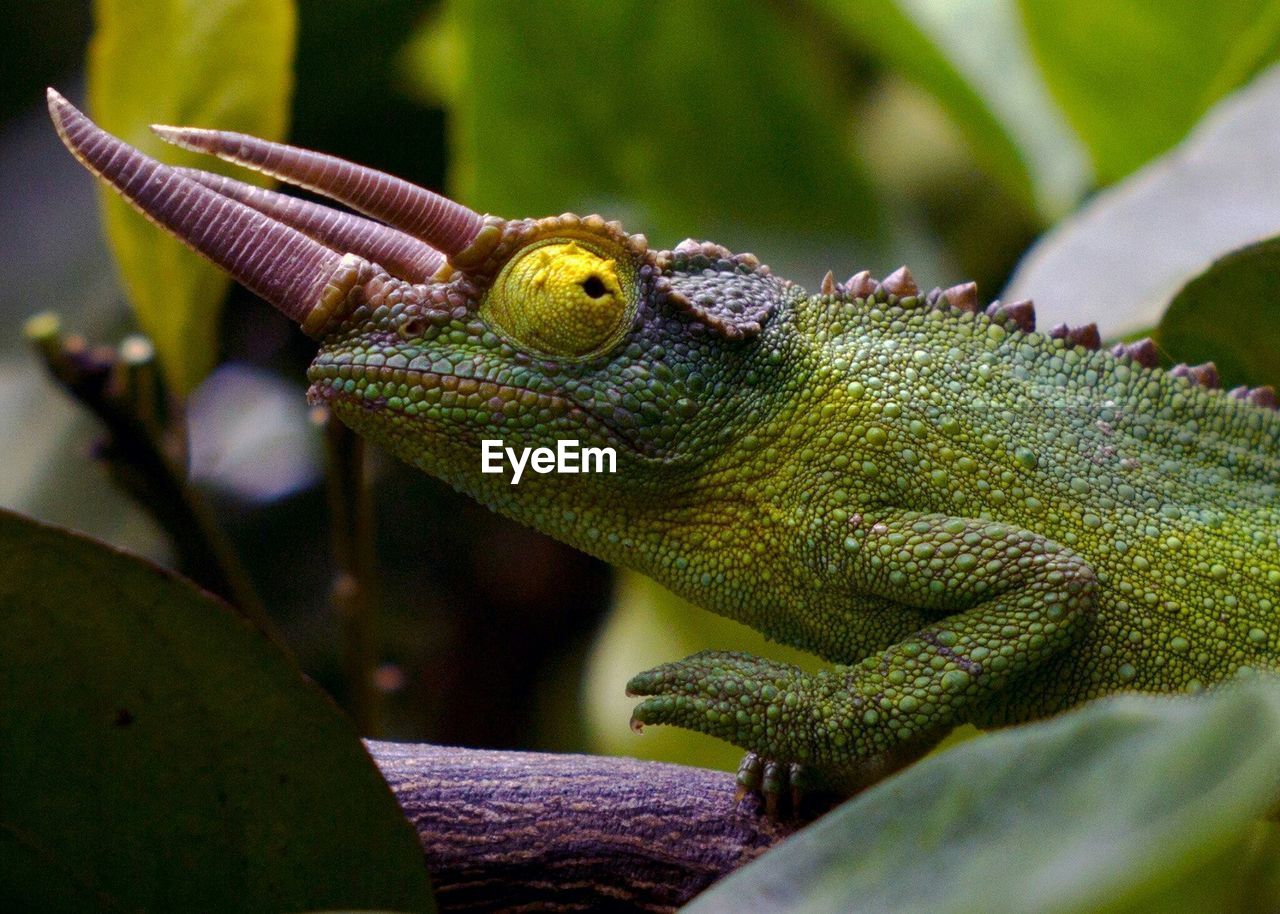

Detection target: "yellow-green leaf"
[87, 0, 297, 394]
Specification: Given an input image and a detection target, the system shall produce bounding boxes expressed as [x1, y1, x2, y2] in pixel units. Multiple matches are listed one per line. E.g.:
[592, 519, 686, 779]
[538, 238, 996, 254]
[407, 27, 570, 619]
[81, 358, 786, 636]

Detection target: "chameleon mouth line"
[312, 366, 657, 458]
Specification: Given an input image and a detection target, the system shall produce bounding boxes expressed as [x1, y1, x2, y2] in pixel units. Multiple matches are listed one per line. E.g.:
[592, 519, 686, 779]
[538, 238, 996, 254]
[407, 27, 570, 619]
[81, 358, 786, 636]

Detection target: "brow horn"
[47, 88, 355, 330]
[152, 123, 486, 256]
[176, 168, 445, 283]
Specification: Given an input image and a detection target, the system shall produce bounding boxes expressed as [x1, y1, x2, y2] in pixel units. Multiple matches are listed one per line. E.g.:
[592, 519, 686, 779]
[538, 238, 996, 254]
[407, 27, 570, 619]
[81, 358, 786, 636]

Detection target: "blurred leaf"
[811, 0, 1036, 213]
[1018, 0, 1280, 185]
[1157, 237, 1280, 388]
[0, 509, 434, 913]
[1238, 820, 1280, 904]
[87, 0, 297, 394]
[1004, 63, 1280, 337]
[893, 0, 1091, 218]
[687, 681, 1280, 914]
[420, 0, 883, 270]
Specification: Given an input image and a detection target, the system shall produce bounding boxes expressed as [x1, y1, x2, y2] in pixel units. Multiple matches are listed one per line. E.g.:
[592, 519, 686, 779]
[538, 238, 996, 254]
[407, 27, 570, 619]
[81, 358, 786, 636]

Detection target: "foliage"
[687, 680, 1280, 914]
[1018, 0, 1280, 185]
[0, 508, 434, 913]
[418, 0, 883, 269]
[1005, 64, 1280, 338]
[1159, 237, 1280, 389]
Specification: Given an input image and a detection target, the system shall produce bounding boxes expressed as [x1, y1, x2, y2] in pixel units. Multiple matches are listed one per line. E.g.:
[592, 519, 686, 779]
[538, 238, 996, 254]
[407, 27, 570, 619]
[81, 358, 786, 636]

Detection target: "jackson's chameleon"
[48, 89, 1280, 804]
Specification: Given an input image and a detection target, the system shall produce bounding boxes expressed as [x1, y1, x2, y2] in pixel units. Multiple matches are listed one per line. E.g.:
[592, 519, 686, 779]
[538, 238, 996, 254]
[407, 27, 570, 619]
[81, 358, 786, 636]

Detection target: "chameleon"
[47, 89, 1280, 807]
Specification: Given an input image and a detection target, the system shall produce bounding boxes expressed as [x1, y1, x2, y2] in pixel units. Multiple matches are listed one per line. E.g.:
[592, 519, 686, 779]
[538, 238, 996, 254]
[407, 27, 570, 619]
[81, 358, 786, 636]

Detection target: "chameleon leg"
[627, 512, 1098, 797]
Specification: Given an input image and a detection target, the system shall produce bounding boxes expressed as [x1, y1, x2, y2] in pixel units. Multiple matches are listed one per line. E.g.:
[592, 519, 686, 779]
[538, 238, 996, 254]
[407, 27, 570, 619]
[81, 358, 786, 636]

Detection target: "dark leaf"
[0, 509, 434, 913]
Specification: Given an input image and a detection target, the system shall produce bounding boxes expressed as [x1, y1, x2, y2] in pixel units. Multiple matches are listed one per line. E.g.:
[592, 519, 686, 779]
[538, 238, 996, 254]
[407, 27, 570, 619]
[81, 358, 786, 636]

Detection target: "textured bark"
[368, 741, 796, 912]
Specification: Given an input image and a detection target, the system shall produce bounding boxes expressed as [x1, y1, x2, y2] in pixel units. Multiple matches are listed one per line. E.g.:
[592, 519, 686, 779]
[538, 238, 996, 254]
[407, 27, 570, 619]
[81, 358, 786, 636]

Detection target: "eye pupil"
[580, 275, 609, 299]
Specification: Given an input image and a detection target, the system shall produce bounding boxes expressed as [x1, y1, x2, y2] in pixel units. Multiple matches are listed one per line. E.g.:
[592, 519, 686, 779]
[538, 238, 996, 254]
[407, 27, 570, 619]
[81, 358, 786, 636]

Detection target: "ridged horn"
[48, 89, 348, 328]
[152, 123, 485, 256]
[176, 168, 444, 283]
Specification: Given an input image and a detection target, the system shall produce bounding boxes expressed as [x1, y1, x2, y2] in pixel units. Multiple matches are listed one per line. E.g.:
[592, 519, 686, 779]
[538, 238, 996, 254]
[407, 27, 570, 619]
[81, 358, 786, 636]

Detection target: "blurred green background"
[5, 0, 1280, 776]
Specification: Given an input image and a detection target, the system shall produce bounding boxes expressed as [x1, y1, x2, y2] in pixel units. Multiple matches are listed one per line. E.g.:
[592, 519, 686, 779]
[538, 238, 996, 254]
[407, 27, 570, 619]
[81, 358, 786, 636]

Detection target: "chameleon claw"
[736, 752, 763, 803]
[733, 752, 816, 819]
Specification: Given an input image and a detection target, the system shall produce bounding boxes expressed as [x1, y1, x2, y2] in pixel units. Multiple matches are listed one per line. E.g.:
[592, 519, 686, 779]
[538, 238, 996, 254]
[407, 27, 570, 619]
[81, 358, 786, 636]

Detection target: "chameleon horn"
[151, 123, 486, 257]
[176, 168, 445, 283]
[47, 88, 350, 329]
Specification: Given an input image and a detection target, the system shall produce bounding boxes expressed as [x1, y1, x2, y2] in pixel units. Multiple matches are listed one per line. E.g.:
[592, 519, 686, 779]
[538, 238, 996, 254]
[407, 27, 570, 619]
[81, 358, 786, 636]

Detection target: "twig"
[324, 412, 382, 736]
[368, 741, 798, 913]
[25, 314, 274, 636]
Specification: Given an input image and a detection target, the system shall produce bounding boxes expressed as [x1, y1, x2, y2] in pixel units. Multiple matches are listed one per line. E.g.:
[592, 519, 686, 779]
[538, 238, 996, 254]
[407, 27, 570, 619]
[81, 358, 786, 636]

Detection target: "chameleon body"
[49, 91, 1280, 798]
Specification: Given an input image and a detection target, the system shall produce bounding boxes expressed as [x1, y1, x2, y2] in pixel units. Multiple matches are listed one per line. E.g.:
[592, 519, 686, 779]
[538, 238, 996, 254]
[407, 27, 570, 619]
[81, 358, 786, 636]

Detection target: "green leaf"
[1157, 237, 1280, 388]
[87, 0, 297, 394]
[1004, 64, 1280, 337]
[416, 0, 884, 276]
[1018, 0, 1280, 185]
[810, 0, 1037, 213]
[0, 509, 434, 913]
[686, 682, 1280, 913]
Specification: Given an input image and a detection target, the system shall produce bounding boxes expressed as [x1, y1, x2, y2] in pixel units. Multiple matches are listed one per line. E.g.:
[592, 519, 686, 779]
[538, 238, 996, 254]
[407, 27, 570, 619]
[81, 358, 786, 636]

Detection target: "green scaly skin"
[309, 217, 1280, 798]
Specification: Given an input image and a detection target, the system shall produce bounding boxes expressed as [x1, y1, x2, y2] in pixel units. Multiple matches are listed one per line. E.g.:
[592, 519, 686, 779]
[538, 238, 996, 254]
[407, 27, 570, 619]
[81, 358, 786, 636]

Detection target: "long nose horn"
[175, 168, 445, 283]
[151, 122, 486, 257]
[47, 88, 357, 332]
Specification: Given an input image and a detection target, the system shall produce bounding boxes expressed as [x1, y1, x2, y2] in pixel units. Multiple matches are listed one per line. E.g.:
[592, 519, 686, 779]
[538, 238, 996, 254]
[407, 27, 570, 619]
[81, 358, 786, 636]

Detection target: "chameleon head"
[47, 89, 804, 550]
[304, 213, 803, 529]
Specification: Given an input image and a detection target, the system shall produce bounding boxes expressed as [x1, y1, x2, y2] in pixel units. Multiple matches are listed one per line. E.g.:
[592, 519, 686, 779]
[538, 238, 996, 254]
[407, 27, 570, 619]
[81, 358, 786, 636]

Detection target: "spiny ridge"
[844, 270, 876, 299]
[942, 282, 979, 313]
[1169, 361, 1220, 389]
[1110, 338, 1160, 369]
[985, 299, 1036, 333]
[823, 264, 1276, 412]
[1048, 322, 1102, 351]
[880, 265, 918, 298]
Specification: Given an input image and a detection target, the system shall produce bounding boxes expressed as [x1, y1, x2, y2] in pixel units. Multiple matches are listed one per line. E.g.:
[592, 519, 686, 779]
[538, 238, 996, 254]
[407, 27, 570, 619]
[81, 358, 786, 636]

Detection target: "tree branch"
[324, 413, 382, 736]
[368, 742, 797, 913]
[25, 315, 272, 633]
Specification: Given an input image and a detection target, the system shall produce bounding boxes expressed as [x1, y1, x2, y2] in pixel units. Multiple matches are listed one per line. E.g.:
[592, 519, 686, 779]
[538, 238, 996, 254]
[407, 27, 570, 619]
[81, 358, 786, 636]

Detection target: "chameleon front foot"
[626, 651, 837, 817]
[627, 650, 806, 750]
[627, 650, 927, 800]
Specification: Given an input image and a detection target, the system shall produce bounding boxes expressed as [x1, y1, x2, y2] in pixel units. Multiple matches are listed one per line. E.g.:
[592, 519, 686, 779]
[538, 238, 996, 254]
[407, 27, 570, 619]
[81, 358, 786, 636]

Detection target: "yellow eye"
[480, 240, 635, 357]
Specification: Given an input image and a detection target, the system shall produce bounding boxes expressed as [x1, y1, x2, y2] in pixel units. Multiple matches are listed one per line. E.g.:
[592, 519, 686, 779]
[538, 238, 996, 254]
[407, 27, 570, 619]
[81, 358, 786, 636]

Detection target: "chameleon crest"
[50, 89, 1280, 810]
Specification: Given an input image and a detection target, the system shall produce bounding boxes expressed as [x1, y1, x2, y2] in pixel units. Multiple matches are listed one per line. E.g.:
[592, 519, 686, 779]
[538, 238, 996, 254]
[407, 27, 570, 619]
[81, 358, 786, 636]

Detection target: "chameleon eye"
[480, 240, 635, 357]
